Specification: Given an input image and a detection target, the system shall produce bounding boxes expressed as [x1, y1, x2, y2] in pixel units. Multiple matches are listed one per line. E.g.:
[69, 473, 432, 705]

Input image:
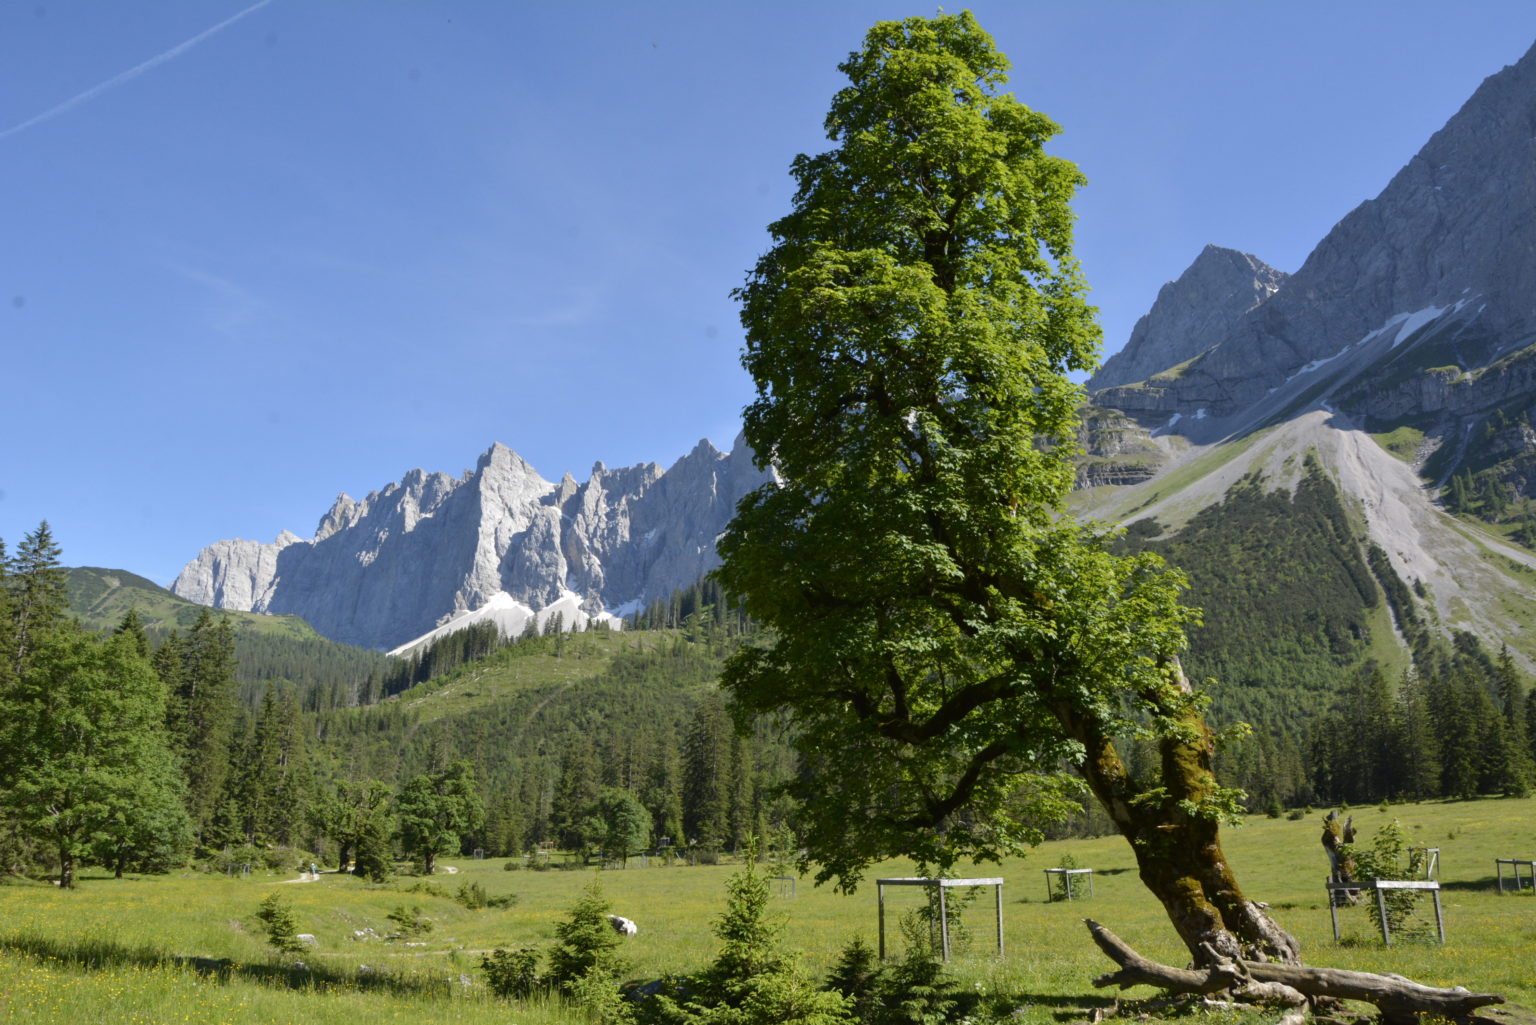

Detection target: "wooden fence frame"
[1325, 878, 1444, 945]
[875, 876, 1004, 962]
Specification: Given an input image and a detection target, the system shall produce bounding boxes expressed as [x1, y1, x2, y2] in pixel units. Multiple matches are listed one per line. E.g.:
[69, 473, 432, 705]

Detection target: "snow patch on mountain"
[386, 589, 619, 657]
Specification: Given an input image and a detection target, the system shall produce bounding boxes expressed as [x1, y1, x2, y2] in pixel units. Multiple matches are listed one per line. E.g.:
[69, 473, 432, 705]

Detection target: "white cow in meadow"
[607, 914, 638, 937]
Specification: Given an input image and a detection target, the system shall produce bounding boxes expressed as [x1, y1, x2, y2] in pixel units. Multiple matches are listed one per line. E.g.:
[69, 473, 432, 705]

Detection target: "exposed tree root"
[1084, 919, 1506, 1025]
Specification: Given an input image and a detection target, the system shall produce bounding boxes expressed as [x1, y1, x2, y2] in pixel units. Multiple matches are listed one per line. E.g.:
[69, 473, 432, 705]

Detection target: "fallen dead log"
[1084, 919, 1504, 1025]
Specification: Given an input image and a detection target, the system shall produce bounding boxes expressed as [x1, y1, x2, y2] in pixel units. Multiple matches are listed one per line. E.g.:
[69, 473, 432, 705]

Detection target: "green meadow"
[3, 797, 1534, 1025]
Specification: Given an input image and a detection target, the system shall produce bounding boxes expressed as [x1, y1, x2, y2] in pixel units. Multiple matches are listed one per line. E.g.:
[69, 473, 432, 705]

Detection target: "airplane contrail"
[0, 0, 272, 141]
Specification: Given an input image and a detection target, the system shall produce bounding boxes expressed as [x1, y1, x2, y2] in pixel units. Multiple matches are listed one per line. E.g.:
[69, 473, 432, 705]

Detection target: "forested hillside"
[1116, 456, 1536, 811]
[9, 510, 1536, 893]
[1121, 456, 1384, 732]
[9, 533, 794, 885]
[66, 566, 391, 709]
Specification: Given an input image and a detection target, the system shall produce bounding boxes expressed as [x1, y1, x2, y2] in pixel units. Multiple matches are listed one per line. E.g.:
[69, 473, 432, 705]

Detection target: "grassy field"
[3, 797, 1535, 1024]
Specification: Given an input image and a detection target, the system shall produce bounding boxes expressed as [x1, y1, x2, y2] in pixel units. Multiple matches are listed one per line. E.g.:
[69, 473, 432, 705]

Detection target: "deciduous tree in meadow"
[716, 11, 1297, 964]
[397, 760, 484, 875]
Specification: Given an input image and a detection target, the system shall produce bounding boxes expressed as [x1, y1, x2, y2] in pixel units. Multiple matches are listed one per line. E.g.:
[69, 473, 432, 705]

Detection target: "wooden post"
[938, 884, 950, 962]
[1375, 886, 1392, 946]
[1495, 858, 1536, 894]
[995, 882, 1005, 957]
[878, 881, 887, 960]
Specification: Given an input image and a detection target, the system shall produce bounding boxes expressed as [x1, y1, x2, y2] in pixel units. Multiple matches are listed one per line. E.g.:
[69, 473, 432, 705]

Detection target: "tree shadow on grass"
[1442, 875, 1535, 894]
[1008, 993, 1110, 1014]
[0, 931, 459, 999]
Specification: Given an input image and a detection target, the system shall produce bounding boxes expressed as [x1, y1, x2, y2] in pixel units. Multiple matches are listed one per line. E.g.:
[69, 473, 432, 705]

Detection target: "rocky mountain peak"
[172, 437, 772, 650]
[1092, 40, 1536, 430]
[1090, 245, 1287, 391]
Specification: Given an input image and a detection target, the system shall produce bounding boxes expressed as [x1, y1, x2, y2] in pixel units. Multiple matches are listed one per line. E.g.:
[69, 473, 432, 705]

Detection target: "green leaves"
[396, 760, 484, 875]
[717, 11, 1194, 893]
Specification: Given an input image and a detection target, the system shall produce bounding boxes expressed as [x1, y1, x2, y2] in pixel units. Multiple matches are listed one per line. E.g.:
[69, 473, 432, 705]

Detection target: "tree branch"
[1084, 919, 1505, 1025]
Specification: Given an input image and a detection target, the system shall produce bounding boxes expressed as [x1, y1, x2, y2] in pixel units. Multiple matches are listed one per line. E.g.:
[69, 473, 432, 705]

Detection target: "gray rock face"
[1075, 407, 1166, 488]
[172, 436, 772, 650]
[1089, 245, 1287, 391]
[1094, 40, 1536, 425]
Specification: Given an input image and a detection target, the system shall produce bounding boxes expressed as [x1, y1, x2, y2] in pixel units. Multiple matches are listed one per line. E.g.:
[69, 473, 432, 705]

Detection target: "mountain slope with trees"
[66, 566, 390, 710]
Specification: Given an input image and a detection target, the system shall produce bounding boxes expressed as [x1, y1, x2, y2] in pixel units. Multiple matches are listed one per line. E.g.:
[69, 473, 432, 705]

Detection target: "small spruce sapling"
[642, 845, 849, 1025]
[256, 893, 305, 954]
[546, 877, 628, 997]
[826, 937, 883, 1024]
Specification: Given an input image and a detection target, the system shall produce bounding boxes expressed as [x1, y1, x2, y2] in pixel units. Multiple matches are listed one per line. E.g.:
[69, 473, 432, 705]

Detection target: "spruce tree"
[545, 877, 627, 997]
[1494, 646, 1534, 791]
[551, 735, 601, 852]
[642, 742, 686, 850]
[682, 695, 732, 851]
[646, 851, 850, 1025]
[170, 610, 240, 846]
[112, 608, 152, 660]
[1433, 673, 1482, 799]
[7, 522, 69, 677]
[1392, 669, 1441, 800]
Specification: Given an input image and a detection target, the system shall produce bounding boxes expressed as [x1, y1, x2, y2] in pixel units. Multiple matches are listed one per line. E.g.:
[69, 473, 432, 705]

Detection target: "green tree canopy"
[716, 11, 1295, 964]
[589, 788, 651, 867]
[1, 531, 191, 888]
[396, 760, 484, 875]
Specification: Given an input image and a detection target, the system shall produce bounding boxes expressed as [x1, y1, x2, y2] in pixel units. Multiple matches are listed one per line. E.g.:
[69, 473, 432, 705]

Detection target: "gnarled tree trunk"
[1085, 919, 1507, 1025]
[1049, 658, 1300, 965]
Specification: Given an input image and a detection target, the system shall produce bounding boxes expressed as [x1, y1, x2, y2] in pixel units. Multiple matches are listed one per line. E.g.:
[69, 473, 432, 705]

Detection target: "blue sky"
[4, 1, 1536, 587]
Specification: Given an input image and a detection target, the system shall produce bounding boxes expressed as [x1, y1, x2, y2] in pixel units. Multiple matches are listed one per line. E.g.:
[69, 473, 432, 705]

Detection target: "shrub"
[456, 880, 517, 909]
[481, 946, 541, 1000]
[1345, 819, 1431, 938]
[386, 904, 433, 938]
[1049, 853, 1083, 902]
[207, 844, 296, 874]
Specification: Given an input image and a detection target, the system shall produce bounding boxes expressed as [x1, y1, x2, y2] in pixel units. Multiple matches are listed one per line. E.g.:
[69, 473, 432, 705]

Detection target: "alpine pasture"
[3, 797, 1533, 1024]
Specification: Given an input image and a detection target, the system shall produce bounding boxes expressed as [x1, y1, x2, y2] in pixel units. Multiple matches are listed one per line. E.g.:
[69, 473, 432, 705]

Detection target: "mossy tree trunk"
[1050, 661, 1300, 965]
